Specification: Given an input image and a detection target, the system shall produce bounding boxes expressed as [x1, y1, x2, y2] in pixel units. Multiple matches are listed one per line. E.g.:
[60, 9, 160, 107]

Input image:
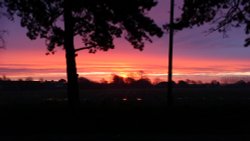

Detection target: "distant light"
[137, 98, 142, 101]
[122, 98, 127, 101]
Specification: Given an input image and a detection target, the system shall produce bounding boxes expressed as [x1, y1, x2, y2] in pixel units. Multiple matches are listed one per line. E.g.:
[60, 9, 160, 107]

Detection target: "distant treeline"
[1, 74, 250, 90]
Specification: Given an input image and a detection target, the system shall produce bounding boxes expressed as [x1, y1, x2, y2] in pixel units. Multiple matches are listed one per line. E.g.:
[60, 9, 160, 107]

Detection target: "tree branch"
[206, 1, 242, 36]
[75, 45, 96, 52]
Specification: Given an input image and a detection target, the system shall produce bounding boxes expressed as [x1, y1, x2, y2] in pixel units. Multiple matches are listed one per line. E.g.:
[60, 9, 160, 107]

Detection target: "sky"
[0, 0, 250, 83]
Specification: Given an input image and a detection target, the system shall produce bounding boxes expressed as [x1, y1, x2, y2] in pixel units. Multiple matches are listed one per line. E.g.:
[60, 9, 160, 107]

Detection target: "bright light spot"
[119, 72, 128, 78]
[136, 98, 142, 101]
[122, 98, 127, 101]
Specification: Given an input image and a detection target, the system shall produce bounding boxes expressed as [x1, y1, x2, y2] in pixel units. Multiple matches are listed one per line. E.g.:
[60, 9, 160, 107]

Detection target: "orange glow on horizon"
[1, 42, 250, 83]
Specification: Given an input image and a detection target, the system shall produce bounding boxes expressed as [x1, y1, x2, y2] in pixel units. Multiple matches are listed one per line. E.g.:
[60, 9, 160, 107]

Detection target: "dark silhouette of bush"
[133, 78, 152, 88]
[78, 77, 100, 89]
[124, 77, 136, 85]
[110, 74, 126, 88]
[178, 80, 189, 87]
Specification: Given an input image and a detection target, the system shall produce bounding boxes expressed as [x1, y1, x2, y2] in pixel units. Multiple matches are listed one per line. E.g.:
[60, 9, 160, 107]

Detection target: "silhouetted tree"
[100, 78, 108, 85]
[221, 76, 249, 84]
[25, 77, 33, 81]
[178, 80, 188, 87]
[3, 0, 163, 108]
[111, 74, 125, 87]
[124, 77, 136, 85]
[153, 77, 162, 85]
[0, 75, 10, 81]
[174, 0, 250, 47]
[58, 79, 67, 84]
[186, 79, 197, 85]
[78, 77, 98, 89]
[78, 77, 92, 84]
[135, 77, 152, 88]
[211, 80, 220, 86]
[234, 80, 247, 87]
[137, 70, 146, 79]
[155, 81, 168, 88]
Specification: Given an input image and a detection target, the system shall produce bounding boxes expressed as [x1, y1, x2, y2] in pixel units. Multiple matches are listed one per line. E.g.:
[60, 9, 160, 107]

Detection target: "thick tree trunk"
[64, 0, 80, 109]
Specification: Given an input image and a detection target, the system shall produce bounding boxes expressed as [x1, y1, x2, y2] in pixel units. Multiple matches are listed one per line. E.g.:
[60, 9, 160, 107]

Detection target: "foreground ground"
[1, 87, 250, 140]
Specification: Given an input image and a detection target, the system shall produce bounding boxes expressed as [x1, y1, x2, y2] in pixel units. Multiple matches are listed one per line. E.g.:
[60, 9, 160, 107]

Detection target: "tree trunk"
[64, 0, 80, 109]
[167, 0, 174, 106]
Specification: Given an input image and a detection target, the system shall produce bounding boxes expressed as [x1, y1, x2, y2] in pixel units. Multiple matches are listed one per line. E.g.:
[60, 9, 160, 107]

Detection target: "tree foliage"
[3, 0, 163, 52]
[172, 0, 250, 47]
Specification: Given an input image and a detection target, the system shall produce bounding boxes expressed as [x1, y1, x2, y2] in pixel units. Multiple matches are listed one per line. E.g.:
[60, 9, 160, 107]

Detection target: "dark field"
[1, 87, 250, 140]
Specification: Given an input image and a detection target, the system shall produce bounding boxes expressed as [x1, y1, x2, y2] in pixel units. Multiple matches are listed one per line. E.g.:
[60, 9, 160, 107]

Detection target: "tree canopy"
[172, 0, 250, 47]
[3, 0, 163, 53]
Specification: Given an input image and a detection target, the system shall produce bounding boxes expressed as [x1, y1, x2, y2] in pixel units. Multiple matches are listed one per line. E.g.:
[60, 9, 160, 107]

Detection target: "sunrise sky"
[1, 0, 250, 83]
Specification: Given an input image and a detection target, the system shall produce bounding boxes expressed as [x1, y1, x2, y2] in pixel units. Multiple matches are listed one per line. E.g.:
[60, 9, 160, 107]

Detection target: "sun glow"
[119, 72, 129, 78]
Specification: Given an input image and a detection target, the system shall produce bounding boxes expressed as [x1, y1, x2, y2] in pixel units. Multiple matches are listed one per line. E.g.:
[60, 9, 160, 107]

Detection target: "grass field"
[1, 87, 250, 140]
[2, 87, 250, 107]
